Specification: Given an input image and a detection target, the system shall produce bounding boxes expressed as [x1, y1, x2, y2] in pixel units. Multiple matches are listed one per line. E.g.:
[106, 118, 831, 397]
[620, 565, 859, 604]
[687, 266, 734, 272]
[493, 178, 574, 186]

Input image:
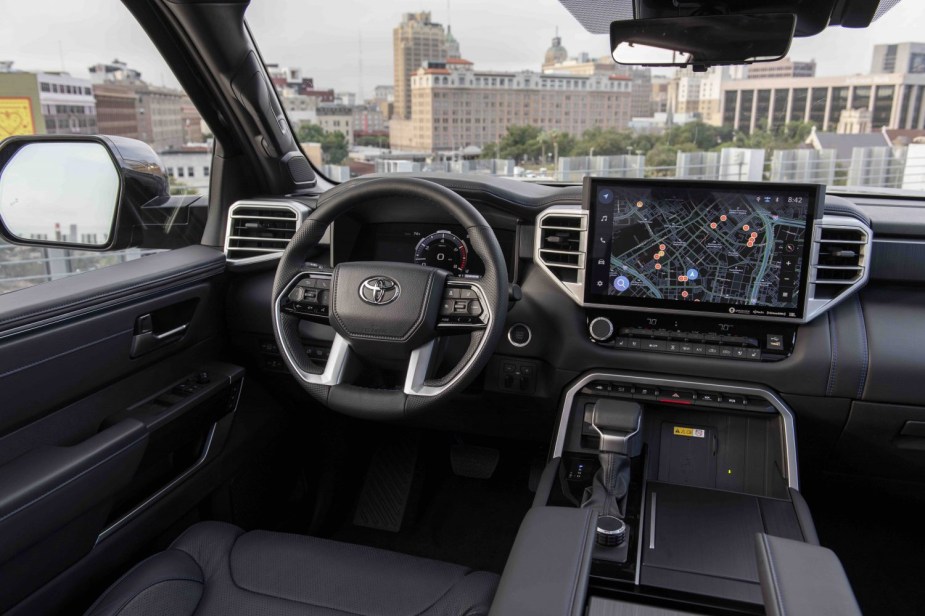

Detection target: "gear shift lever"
[582, 399, 642, 519]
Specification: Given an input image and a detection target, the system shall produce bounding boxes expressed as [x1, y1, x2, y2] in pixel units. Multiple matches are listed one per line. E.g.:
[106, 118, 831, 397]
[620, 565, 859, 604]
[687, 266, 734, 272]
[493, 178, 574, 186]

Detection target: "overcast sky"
[2, 0, 923, 99]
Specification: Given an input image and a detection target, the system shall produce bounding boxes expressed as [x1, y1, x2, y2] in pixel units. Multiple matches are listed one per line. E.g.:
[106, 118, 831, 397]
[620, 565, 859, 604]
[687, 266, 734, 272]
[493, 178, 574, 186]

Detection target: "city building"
[93, 83, 139, 139]
[352, 104, 387, 139]
[542, 33, 569, 71]
[393, 12, 449, 120]
[1, 67, 97, 137]
[667, 68, 725, 125]
[89, 59, 142, 84]
[317, 103, 354, 142]
[282, 95, 319, 128]
[744, 57, 816, 80]
[650, 76, 671, 115]
[542, 49, 652, 122]
[89, 60, 202, 151]
[37, 72, 97, 135]
[0, 70, 47, 138]
[719, 72, 925, 133]
[160, 145, 211, 195]
[390, 60, 632, 153]
[871, 42, 925, 74]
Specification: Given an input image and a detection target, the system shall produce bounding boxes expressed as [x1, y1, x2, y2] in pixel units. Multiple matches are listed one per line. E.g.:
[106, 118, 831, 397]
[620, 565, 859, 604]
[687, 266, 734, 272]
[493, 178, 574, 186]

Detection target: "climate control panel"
[586, 311, 796, 362]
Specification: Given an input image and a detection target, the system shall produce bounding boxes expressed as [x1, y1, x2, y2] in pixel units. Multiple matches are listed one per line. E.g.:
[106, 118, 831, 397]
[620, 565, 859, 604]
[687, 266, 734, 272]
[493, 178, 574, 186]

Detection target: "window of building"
[203, 166, 210, 177]
[177, 167, 185, 177]
[809, 88, 828, 126]
[40, 83, 50, 92]
[852, 86, 871, 110]
[872, 85, 896, 128]
[791, 88, 808, 121]
[772, 89, 789, 127]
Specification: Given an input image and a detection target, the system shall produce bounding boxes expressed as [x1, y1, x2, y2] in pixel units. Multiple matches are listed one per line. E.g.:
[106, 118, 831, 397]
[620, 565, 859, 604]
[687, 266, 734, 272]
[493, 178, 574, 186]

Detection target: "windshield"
[246, 1, 925, 194]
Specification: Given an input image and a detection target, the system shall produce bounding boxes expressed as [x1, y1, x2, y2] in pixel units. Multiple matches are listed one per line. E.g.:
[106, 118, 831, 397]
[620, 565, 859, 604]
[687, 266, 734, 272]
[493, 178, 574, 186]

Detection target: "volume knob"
[589, 317, 614, 342]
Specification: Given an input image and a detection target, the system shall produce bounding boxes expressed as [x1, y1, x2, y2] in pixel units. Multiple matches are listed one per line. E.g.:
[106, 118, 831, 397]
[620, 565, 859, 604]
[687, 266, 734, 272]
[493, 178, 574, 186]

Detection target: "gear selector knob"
[596, 515, 626, 547]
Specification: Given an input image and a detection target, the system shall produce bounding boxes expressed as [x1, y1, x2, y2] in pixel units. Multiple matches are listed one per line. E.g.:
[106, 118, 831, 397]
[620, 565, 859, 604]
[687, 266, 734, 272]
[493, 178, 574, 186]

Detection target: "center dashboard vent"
[536, 208, 587, 285]
[224, 201, 310, 263]
[807, 216, 872, 317]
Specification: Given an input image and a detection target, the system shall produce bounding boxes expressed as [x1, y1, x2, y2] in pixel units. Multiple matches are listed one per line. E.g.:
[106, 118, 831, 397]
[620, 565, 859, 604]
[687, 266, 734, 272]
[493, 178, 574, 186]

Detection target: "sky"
[1, 0, 924, 99]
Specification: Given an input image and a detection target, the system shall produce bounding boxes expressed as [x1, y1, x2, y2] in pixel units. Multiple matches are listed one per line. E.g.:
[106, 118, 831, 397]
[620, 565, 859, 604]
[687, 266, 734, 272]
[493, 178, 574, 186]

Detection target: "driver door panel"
[0, 246, 238, 613]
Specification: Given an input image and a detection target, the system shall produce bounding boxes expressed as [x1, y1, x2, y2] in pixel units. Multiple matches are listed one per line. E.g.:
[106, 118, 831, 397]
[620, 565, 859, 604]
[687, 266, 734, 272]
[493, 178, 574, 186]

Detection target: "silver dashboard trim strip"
[552, 370, 799, 491]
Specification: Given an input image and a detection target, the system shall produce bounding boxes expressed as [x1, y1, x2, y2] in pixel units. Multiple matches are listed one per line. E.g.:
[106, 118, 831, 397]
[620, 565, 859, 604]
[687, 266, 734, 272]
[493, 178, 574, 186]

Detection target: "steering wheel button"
[299, 279, 316, 288]
[453, 300, 469, 313]
[288, 288, 305, 302]
[468, 301, 483, 317]
[445, 288, 460, 299]
[459, 288, 477, 299]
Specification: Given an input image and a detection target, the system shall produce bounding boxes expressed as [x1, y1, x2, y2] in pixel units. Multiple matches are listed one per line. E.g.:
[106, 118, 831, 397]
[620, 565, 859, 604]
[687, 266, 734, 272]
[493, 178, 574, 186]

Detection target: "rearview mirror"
[0, 135, 171, 251]
[610, 14, 796, 68]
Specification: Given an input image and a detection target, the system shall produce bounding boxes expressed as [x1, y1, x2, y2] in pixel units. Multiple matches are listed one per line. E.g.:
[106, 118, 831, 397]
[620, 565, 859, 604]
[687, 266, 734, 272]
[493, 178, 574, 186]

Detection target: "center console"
[489, 370, 860, 616]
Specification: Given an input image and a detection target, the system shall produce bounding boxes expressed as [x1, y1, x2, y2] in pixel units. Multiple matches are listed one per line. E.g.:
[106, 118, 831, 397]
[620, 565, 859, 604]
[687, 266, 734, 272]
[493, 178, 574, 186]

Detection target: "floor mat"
[331, 439, 537, 573]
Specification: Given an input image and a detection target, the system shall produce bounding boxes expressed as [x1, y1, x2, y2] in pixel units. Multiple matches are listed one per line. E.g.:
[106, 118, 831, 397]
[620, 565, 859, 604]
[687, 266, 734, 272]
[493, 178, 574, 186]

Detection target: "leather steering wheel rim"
[271, 176, 507, 420]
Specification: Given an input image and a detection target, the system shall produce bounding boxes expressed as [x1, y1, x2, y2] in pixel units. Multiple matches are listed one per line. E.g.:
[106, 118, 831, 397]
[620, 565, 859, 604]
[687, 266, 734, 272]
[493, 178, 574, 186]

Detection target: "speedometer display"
[414, 230, 470, 275]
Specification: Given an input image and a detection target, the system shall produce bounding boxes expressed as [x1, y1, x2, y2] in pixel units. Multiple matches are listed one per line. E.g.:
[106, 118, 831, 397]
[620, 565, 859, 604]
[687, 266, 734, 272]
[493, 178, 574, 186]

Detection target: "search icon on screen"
[613, 276, 630, 292]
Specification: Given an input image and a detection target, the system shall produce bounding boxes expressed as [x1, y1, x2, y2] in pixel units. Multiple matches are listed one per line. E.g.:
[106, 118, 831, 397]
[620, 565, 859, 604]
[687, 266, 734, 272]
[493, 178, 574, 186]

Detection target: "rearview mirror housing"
[610, 14, 796, 69]
[0, 135, 171, 251]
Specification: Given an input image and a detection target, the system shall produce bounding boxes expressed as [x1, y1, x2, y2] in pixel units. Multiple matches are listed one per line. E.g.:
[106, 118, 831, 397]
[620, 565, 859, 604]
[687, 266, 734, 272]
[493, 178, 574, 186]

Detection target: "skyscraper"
[393, 12, 448, 120]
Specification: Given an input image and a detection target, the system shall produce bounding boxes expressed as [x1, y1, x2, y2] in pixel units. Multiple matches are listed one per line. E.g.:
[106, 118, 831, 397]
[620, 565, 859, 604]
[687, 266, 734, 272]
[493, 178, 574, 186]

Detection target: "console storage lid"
[489, 506, 596, 616]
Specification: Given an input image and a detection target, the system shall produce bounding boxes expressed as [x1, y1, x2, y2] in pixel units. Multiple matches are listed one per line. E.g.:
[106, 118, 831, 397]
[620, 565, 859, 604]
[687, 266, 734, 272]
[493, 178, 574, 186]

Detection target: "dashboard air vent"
[536, 208, 587, 285]
[224, 201, 308, 263]
[807, 217, 872, 316]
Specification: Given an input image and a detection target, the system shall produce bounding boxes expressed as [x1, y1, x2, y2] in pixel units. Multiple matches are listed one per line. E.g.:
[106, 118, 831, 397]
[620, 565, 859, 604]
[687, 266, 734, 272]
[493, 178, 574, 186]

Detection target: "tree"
[321, 131, 349, 165]
[297, 123, 326, 143]
[497, 125, 543, 162]
[296, 123, 348, 165]
[480, 143, 499, 159]
[572, 127, 634, 157]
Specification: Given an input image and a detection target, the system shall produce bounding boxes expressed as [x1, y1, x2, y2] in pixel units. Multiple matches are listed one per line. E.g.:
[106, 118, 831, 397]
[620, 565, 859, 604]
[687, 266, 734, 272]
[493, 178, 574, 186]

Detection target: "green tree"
[321, 131, 349, 165]
[572, 127, 634, 157]
[480, 143, 499, 159]
[296, 123, 348, 165]
[497, 125, 543, 162]
[297, 123, 326, 143]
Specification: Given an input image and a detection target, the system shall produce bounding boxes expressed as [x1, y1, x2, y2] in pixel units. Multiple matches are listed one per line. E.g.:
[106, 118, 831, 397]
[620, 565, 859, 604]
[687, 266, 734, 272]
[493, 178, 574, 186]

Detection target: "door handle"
[130, 313, 188, 358]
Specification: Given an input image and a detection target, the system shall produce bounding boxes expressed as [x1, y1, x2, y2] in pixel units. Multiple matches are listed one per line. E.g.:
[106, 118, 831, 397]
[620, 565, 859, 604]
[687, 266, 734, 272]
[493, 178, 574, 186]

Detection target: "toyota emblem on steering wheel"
[359, 276, 401, 305]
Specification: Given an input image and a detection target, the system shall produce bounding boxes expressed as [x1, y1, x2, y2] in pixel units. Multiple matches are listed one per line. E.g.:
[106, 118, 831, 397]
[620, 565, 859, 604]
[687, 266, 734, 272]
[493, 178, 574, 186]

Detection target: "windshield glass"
[246, 1, 924, 194]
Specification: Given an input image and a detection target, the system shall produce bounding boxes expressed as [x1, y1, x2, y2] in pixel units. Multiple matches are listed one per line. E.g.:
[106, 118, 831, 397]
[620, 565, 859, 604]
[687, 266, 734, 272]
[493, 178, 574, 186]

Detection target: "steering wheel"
[271, 177, 507, 419]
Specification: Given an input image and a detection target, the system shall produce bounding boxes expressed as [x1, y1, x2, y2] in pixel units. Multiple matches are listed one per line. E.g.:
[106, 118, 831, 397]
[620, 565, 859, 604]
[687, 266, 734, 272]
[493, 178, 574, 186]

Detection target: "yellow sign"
[673, 426, 706, 438]
[0, 97, 36, 140]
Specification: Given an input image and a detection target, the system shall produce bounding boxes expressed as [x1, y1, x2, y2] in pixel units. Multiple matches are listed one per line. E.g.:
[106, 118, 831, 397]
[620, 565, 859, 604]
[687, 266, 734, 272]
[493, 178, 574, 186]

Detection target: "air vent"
[224, 201, 309, 263]
[536, 206, 587, 288]
[806, 216, 872, 318]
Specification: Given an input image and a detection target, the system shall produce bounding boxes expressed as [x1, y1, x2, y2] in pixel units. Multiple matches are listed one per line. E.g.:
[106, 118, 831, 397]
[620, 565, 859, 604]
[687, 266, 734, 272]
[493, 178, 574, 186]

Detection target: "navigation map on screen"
[585, 181, 816, 318]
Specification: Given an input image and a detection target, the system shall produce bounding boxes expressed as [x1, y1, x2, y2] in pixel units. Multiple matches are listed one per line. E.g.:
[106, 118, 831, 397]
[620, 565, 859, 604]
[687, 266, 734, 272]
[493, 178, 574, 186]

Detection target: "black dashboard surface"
[229, 174, 925, 408]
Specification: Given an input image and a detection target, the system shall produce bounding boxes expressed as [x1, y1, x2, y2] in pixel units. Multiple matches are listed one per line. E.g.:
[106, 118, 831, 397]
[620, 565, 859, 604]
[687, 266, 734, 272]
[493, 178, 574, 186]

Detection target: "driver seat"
[85, 522, 499, 616]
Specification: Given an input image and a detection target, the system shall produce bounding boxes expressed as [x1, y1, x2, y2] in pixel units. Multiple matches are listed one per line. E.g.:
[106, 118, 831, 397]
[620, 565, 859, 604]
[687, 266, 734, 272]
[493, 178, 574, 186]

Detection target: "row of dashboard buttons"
[581, 380, 770, 411]
[618, 327, 758, 347]
[613, 337, 761, 360]
[437, 286, 487, 327]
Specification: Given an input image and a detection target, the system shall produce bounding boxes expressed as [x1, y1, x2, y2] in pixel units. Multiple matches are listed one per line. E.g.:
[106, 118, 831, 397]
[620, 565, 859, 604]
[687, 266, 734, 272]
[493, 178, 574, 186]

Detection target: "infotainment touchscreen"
[584, 177, 822, 320]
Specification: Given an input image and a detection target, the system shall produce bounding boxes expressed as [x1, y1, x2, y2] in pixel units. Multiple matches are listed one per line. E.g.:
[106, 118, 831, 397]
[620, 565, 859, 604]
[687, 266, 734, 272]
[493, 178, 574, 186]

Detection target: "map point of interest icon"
[613, 276, 630, 292]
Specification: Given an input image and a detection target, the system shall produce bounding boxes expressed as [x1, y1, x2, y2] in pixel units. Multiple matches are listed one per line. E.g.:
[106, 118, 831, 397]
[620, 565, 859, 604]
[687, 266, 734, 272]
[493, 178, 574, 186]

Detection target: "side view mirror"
[0, 135, 170, 251]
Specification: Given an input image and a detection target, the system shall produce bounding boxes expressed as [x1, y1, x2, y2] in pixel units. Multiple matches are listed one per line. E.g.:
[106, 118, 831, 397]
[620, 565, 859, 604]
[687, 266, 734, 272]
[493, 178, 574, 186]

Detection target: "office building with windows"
[390, 60, 632, 153]
[719, 72, 925, 133]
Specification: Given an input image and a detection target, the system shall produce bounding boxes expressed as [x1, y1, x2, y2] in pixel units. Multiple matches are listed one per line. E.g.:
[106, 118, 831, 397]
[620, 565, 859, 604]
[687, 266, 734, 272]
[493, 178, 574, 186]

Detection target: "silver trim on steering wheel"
[404, 279, 493, 397]
[273, 273, 350, 386]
